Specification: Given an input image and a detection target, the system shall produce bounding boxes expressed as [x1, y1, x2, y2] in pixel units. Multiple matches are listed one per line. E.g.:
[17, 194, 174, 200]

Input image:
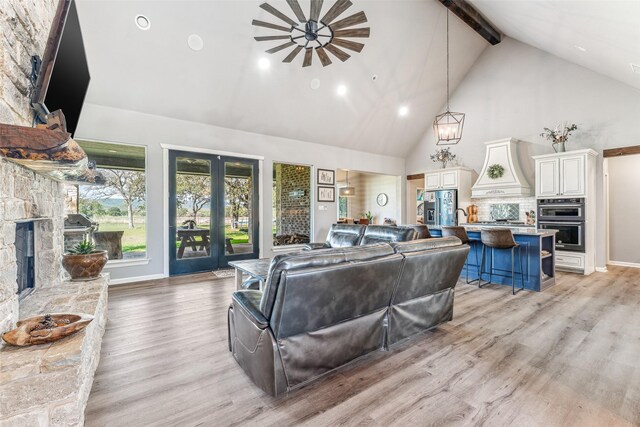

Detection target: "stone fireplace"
[1, 1, 108, 424]
[0, 154, 66, 335]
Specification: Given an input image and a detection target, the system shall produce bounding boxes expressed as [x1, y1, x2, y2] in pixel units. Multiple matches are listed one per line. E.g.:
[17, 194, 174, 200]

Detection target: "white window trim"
[75, 138, 150, 264]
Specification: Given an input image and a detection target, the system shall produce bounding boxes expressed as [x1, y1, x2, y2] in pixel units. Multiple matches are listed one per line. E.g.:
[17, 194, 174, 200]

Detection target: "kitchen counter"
[429, 224, 556, 237]
[429, 226, 558, 292]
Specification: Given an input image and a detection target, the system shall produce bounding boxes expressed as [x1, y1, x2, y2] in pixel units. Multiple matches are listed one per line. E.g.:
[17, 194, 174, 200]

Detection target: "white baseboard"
[607, 261, 640, 269]
[109, 274, 166, 285]
[595, 267, 608, 273]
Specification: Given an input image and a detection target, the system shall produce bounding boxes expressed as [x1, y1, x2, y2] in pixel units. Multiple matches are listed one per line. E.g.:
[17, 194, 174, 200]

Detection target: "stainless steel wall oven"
[538, 198, 585, 252]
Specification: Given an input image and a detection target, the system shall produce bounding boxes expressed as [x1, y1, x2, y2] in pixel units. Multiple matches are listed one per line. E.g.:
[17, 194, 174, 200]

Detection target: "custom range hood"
[471, 138, 532, 198]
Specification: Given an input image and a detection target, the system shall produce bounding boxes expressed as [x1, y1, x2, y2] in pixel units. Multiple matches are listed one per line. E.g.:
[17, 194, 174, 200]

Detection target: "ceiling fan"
[252, 0, 370, 67]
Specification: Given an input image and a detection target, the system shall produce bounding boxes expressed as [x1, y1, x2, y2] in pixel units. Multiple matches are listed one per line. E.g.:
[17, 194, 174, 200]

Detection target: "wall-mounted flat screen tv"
[33, 0, 90, 137]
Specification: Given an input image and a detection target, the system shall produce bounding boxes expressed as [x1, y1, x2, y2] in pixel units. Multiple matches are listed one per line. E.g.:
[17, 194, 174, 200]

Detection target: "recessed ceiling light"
[398, 106, 409, 117]
[187, 34, 204, 51]
[135, 14, 151, 31]
[258, 57, 271, 70]
[336, 84, 347, 96]
[631, 63, 640, 74]
[310, 78, 321, 90]
[574, 45, 587, 52]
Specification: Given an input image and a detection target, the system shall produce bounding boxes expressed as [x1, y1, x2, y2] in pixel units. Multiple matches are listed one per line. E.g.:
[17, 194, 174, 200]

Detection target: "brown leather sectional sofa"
[228, 236, 469, 396]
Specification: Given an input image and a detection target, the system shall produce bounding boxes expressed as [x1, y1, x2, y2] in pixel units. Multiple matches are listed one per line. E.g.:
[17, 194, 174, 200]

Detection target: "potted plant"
[540, 122, 578, 153]
[62, 239, 108, 281]
[430, 147, 457, 169]
[359, 211, 374, 225]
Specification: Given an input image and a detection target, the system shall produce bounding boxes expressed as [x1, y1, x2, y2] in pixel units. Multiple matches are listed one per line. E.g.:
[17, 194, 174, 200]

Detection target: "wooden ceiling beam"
[439, 0, 502, 46]
[603, 145, 640, 158]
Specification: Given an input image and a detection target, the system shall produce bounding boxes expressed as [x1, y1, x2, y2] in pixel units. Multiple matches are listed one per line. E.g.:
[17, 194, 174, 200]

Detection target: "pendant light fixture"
[433, 10, 465, 145]
[339, 170, 356, 197]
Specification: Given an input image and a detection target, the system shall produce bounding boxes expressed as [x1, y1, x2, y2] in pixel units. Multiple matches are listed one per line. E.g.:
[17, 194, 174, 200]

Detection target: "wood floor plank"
[85, 267, 640, 426]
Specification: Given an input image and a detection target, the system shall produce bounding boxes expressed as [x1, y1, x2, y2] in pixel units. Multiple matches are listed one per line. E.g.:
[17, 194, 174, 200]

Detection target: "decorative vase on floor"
[553, 142, 566, 153]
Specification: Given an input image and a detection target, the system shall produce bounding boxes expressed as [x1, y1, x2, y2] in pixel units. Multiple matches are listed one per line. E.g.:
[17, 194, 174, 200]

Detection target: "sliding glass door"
[168, 151, 259, 275]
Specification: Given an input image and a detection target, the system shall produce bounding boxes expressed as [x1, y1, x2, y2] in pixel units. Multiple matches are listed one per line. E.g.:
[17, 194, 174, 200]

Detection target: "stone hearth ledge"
[0, 275, 108, 426]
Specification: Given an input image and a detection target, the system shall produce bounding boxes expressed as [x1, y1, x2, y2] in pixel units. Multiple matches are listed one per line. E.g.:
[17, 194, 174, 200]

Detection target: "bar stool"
[479, 228, 524, 295]
[441, 226, 479, 284]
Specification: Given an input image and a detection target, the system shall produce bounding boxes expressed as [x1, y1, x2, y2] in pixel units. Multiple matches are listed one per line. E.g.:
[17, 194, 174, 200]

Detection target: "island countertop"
[428, 224, 558, 237]
[428, 226, 557, 291]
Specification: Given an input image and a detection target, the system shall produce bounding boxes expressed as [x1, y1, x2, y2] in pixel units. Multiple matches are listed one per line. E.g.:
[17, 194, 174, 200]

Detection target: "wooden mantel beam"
[439, 0, 502, 45]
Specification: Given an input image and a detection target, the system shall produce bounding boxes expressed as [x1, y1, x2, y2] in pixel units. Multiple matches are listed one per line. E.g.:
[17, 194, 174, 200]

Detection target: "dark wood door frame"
[603, 145, 640, 158]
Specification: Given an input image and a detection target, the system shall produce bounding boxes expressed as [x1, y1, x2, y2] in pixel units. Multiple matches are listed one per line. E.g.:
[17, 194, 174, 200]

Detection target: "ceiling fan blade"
[266, 41, 296, 54]
[283, 46, 304, 63]
[330, 38, 364, 53]
[259, 3, 298, 27]
[324, 43, 350, 62]
[303, 48, 313, 67]
[252, 19, 291, 32]
[333, 28, 370, 38]
[286, 0, 307, 23]
[315, 47, 332, 67]
[330, 11, 367, 31]
[321, 0, 352, 25]
[310, 0, 324, 22]
[254, 35, 292, 41]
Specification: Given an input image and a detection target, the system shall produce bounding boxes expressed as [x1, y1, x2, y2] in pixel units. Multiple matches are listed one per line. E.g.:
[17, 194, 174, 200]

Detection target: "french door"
[168, 150, 259, 275]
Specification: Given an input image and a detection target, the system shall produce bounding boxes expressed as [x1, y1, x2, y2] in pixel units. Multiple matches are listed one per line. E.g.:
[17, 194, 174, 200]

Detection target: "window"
[338, 196, 348, 219]
[65, 141, 147, 260]
[272, 163, 311, 246]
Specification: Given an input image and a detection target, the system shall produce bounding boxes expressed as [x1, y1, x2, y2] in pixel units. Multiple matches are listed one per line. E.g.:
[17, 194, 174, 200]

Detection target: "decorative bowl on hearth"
[2, 313, 94, 346]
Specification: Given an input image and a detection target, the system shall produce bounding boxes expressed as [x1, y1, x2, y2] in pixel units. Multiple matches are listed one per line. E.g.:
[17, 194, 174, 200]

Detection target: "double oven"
[537, 198, 585, 252]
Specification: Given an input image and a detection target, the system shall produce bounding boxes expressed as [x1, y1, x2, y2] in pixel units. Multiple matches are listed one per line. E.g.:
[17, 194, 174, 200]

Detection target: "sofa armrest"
[232, 290, 268, 328]
[303, 242, 330, 250]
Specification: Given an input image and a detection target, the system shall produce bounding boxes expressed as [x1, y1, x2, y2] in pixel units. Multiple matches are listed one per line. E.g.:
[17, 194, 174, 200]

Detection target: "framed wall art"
[317, 169, 335, 186]
[317, 186, 335, 202]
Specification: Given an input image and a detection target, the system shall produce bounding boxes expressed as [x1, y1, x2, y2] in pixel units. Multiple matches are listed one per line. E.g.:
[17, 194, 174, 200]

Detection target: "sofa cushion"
[326, 224, 366, 247]
[402, 224, 431, 239]
[259, 243, 394, 317]
[390, 236, 462, 254]
[361, 225, 415, 245]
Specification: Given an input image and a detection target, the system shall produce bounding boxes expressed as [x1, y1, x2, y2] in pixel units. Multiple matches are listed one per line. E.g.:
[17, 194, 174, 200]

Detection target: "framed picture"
[317, 186, 335, 202]
[317, 169, 335, 186]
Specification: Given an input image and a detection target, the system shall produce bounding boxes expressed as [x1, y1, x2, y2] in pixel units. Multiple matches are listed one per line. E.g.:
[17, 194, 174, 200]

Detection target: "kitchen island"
[429, 225, 557, 292]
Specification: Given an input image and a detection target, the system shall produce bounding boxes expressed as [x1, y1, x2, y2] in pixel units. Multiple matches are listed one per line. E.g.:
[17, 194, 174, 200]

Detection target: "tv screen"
[44, 0, 90, 137]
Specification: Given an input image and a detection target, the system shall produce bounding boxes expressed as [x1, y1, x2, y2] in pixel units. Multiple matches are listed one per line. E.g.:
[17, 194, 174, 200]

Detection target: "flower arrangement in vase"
[540, 122, 578, 153]
[430, 147, 457, 169]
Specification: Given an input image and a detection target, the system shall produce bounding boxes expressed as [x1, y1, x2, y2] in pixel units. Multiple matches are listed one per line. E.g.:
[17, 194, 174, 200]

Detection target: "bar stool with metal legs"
[441, 226, 480, 284]
[479, 228, 524, 295]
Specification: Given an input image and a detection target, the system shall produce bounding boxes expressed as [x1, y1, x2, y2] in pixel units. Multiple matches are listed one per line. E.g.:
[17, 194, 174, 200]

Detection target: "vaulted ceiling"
[469, 0, 640, 91]
[75, 0, 489, 157]
[76, 0, 640, 159]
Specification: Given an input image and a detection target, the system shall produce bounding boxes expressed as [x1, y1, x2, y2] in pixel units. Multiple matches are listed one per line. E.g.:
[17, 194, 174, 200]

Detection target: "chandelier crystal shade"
[433, 10, 465, 146]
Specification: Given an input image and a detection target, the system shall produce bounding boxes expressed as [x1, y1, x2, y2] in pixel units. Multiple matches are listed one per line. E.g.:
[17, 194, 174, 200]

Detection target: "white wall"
[76, 103, 405, 281]
[607, 154, 640, 265]
[337, 170, 401, 224]
[406, 37, 640, 269]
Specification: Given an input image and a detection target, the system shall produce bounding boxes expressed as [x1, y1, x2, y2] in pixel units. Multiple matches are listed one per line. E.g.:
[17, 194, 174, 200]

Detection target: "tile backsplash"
[471, 197, 537, 222]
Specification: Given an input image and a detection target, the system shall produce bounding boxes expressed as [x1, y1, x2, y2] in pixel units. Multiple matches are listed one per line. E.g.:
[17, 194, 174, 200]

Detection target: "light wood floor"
[85, 267, 640, 426]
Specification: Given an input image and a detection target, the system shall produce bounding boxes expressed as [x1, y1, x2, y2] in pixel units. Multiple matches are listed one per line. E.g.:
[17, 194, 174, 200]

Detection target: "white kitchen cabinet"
[441, 170, 458, 189]
[560, 155, 585, 196]
[533, 150, 594, 198]
[536, 158, 560, 197]
[425, 172, 441, 190]
[424, 168, 464, 191]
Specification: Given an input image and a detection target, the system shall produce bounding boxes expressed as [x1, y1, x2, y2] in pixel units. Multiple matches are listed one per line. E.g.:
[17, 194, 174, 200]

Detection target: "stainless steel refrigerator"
[425, 190, 458, 226]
